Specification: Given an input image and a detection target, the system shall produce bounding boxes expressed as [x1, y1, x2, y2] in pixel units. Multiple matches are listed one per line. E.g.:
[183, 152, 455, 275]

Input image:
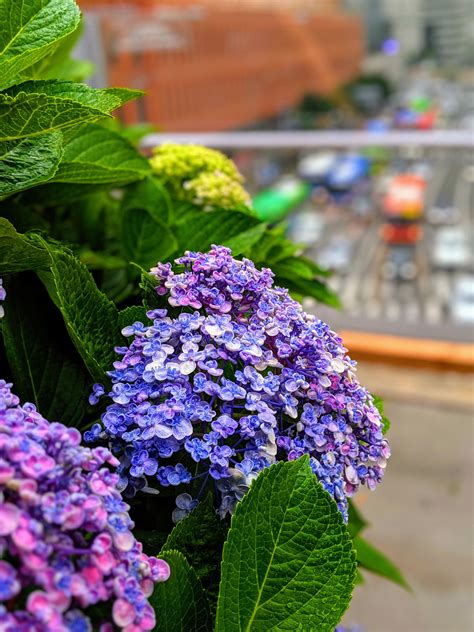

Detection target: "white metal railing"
[142, 130, 473, 150]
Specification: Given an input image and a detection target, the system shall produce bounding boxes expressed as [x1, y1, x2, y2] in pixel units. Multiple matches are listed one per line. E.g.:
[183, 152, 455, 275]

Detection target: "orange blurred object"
[380, 223, 423, 244]
[382, 174, 427, 220]
[77, 0, 364, 131]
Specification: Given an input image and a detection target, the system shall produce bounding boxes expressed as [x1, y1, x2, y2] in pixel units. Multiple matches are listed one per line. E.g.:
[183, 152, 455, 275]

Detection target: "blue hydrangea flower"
[91, 246, 390, 521]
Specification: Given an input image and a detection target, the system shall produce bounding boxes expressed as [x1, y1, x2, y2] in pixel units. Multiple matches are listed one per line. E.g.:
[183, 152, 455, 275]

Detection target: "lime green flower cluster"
[149, 143, 251, 210]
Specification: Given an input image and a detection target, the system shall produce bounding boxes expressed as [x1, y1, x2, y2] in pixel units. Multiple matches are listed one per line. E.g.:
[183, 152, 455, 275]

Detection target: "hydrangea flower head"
[93, 246, 390, 521]
[0, 381, 170, 632]
[149, 143, 251, 210]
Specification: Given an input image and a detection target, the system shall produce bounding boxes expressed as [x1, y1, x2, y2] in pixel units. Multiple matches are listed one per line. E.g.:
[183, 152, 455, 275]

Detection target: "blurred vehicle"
[382, 174, 426, 220]
[252, 176, 310, 223]
[451, 275, 474, 324]
[381, 245, 417, 281]
[297, 152, 337, 184]
[326, 155, 370, 192]
[317, 237, 353, 274]
[427, 204, 461, 226]
[380, 222, 422, 245]
[432, 227, 472, 269]
[288, 208, 325, 244]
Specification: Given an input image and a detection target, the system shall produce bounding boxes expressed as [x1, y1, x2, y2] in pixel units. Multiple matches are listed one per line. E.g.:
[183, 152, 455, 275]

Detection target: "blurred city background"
[76, 1, 473, 630]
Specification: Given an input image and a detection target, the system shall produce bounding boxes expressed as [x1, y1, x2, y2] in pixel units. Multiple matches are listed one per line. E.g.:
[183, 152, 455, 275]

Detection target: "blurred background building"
[78, 0, 364, 130]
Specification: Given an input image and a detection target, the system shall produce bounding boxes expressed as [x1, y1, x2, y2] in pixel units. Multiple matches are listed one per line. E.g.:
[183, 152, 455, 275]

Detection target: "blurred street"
[293, 146, 474, 341]
[341, 362, 474, 632]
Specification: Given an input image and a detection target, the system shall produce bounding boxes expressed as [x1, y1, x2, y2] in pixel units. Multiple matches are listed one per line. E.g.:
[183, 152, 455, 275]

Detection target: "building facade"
[78, 0, 364, 130]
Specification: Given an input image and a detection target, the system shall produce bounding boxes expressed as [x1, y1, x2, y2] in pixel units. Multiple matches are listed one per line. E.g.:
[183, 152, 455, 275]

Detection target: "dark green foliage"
[0, 218, 51, 274]
[149, 550, 211, 632]
[35, 238, 119, 383]
[162, 495, 228, 617]
[2, 273, 90, 426]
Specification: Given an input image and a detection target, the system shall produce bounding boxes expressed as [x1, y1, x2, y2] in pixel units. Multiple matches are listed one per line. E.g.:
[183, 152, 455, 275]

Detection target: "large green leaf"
[149, 550, 211, 632]
[0, 81, 141, 141]
[222, 222, 267, 256]
[123, 176, 173, 224]
[354, 536, 409, 590]
[0, 217, 50, 274]
[0, 0, 81, 90]
[34, 238, 119, 382]
[174, 207, 258, 253]
[25, 16, 93, 82]
[122, 207, 177, 269]
[216, 457, 356, 632]
[0, 131, 62, 196]
[50, 124, 150, 185]
[272, 256, 330, 281]
[2, 273, 90, 427]
[248, 228, 299, 265]
[162, 494, 228, 617]
[118, 305, 149, 331]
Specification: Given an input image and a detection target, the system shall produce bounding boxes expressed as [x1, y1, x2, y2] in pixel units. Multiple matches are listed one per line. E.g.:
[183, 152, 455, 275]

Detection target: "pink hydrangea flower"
[0, 381, 169, 631]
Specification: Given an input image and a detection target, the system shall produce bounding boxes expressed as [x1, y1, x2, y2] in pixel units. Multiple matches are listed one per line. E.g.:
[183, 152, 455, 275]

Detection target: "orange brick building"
[79, 0, 364, 130]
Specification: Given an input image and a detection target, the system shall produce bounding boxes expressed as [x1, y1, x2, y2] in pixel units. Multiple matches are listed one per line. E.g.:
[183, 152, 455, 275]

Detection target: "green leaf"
[50, 124, 151, 185]
[2, 273, 90, 427]
[20, 181, 109, 206]
[26, 16, 93, 82]
[174, 207, 259, 253]
[149, 550, 211, 632]
[222, 222, 268, 256]
[118, 305, 149, 331]
[347, 500, 369, 539]
[0, 197, 49, 232]
[250, 229, 299, 265]
[162, 494, 228, 616]
[0, 0, 81, 90]
[354, 536, 410, 590]
[123, 176, 173, 224]
[216, 457, 356, 632]
[373, 395, 391, 433]
[0, 81, 142, 141]
[79, 251, 126, 271]
[35, 238, 119, 382]
[0, 217, 50, 274]
[122, 207, 177, 270]
[273, 256, 330, 281]
[0, 131, 63, 196]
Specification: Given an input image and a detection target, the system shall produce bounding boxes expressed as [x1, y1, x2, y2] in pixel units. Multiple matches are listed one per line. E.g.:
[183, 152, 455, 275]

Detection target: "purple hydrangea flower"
[0, 381, 170, 632]
[93, 246, 390, 520]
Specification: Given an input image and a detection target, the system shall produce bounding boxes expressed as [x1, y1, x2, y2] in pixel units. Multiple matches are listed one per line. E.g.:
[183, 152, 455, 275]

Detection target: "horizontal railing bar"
[142, 130, 474, 150]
